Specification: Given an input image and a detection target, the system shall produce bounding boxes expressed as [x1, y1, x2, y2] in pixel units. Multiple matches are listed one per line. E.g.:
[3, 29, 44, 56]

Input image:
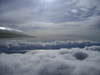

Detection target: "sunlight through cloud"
[43, 0, 54, 3]
[40, 0, 56, 4]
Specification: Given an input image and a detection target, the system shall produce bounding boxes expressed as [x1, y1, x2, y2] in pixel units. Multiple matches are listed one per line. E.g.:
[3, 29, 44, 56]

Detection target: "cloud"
[77, 0, 100, 10]
[85, 46, 100, 52]
[0, 27, 34, 39]
[73, 51, 88, 60]
[0, 47, 100, 75]
[0, 0, 99, 24]
[0, 41, 100, 53]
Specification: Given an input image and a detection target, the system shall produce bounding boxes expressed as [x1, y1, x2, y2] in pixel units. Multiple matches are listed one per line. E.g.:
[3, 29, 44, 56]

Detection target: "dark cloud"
[73, 51, 88, 60]
[0, 27, 34, 39]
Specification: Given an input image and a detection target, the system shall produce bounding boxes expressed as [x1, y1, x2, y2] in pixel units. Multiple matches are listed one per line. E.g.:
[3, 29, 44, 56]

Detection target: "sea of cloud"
[0, 45, 100, 75]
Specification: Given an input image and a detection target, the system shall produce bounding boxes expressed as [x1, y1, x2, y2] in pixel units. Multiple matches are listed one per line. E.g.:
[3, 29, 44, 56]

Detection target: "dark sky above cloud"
[0, 0, 100, 41]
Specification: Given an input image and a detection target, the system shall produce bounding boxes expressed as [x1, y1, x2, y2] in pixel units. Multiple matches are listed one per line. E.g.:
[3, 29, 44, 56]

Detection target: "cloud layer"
[0, 46, 100, 75]
[0, 41, 100, 53]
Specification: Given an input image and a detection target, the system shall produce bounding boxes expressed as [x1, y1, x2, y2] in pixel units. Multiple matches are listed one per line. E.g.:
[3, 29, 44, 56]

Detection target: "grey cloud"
[0, 27, 34, 39]
[0, 47, 100, 75]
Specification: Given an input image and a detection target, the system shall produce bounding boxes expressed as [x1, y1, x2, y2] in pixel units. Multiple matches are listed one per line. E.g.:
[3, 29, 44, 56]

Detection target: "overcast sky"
[0, 0, 100, 41]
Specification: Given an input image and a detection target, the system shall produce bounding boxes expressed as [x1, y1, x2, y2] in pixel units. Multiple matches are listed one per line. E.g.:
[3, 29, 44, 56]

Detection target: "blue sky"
[0, 0, 100, 41]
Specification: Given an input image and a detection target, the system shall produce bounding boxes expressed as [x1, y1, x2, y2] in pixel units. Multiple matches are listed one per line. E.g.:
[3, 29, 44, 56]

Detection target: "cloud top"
[0, 47, 100, 75]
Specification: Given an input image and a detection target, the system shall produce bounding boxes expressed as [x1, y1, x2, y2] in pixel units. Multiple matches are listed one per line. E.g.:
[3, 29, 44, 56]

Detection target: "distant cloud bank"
[0, 41, 100, 53]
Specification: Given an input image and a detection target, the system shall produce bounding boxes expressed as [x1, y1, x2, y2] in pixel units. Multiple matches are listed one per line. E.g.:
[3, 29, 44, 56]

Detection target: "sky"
[0, 0, 100, 41]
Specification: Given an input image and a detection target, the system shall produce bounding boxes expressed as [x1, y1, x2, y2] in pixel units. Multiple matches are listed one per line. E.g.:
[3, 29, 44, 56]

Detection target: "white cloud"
[71, 9, 78, 13]
[85, 46, 100, 52]
[0, 46, 100, 75]
[80, 7, 89, 12]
